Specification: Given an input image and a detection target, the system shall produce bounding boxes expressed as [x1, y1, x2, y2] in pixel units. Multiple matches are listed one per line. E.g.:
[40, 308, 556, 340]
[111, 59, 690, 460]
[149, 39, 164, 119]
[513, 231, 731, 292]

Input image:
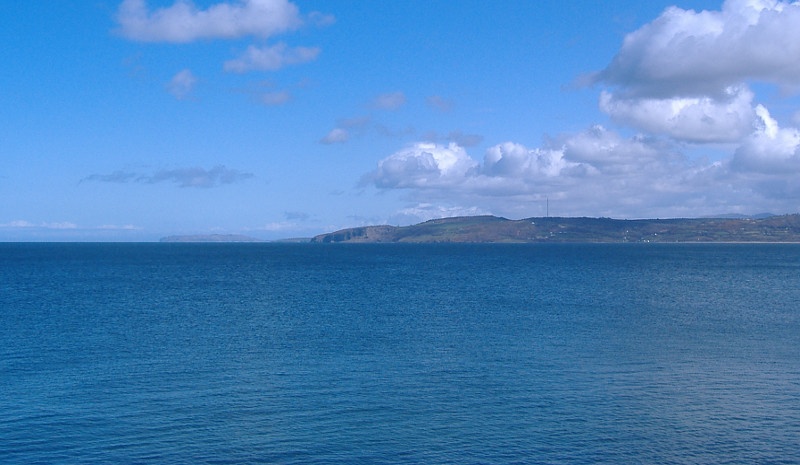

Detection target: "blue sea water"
[1, 243, 799, 464]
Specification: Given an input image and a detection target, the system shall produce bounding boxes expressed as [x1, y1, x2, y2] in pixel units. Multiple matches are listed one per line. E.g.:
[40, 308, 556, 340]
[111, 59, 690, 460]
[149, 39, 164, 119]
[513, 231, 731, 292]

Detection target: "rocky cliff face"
[312, 225, 398, 243]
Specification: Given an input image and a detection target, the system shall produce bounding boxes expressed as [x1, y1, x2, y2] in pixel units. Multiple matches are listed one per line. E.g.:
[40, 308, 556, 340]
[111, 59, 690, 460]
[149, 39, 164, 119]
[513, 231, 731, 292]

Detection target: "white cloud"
[599, 86, 757, 143]
[369, 142, 478, 188]
[588, 0, 800, 148]
[166, 69, 197, 99]
[320, 128, 349, 144]
[561, 125, 680, 175]
[1, 220, 35, 228]
[364, 128, 800, 219]
[732, 105, 800, 173]
[116, 0, 303, 43]
[595, 0, 800, 97]
[223, 43, 320, 73]
[483, 142, 573, 179]
[372, 92, 406, 110]
[0, 220, 78, 230]
[363, 0, 800, 220]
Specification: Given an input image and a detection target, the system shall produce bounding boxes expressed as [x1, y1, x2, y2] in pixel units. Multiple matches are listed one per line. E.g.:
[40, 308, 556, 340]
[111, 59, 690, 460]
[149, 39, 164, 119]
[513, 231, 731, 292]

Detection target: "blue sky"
[3, 0, 800, 240]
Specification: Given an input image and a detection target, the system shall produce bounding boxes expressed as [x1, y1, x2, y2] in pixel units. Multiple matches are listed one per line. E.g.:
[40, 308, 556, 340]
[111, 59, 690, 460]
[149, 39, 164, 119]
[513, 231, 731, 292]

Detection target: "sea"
[1, 243, 799, 464]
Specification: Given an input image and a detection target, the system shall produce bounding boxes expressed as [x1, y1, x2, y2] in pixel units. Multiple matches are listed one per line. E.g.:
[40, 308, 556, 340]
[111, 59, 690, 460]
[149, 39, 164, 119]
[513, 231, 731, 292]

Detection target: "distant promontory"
[160, 234, 265, 243]
[311, 214, 800, 243]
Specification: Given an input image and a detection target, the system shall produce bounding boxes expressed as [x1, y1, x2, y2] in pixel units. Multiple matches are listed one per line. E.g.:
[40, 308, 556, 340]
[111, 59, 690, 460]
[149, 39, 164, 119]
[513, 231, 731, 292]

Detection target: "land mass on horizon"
[160, 234, 265, 243]
[310, 214, 800, 243]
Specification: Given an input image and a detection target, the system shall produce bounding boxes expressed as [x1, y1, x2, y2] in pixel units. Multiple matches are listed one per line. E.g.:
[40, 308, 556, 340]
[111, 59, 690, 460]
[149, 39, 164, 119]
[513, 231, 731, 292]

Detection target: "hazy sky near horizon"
[3, 0, 800, 240]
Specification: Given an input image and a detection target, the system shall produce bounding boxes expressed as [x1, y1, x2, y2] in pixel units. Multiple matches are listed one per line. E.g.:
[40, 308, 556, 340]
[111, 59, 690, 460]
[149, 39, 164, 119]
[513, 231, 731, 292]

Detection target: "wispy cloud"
[421, 130, 483, 148]
[320, 128, 349, 144]
[372, 91, 406, 110]
[98, 224, 141, 231]
[284, 211, 310, 221]
[426, 95, 454, 112]
[0, 220, 78, 230]
[83, 165, 254, 188]
[0, 221, 141, 233]
[223, 43, 320, 73]
[166, 69, 198, 99]
[319, 115, 372, 145]
[258, 90, 291, 105]
[308, 11, 336, 27]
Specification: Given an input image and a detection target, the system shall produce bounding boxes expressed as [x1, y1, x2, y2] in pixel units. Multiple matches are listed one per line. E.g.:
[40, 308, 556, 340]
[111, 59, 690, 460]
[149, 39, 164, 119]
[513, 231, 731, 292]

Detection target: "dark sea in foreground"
[1, 243, 799, 464]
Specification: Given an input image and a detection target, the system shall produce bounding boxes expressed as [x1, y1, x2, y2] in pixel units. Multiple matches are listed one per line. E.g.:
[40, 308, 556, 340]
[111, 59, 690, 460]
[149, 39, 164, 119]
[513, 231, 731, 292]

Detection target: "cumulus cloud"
[732, 105, 800, 173]
[372, 92, 406, 110]
[561, 126, 681, 175]
[115, 0, 303, 43]
[591, 0, 800, 148]
[223, 43, 320, 73]
[364, 1, 800, 220]
[483, 142, 573, 179]
[368, 142, 478, 189]
[167, 69, 198, 99]
[364, 128, 791, 219]
[83, 165, 253, 188]
[594, 0, 800, 97]
[599, 86, 758, 143]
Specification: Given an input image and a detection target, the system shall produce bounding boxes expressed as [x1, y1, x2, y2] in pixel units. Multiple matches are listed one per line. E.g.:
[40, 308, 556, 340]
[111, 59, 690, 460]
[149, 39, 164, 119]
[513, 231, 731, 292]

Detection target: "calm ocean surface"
[1, 243, 799, 464]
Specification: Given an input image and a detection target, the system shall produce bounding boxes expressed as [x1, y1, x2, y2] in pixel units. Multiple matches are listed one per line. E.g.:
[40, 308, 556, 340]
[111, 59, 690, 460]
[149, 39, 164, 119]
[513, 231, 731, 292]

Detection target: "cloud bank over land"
[365, 0, 800, 220]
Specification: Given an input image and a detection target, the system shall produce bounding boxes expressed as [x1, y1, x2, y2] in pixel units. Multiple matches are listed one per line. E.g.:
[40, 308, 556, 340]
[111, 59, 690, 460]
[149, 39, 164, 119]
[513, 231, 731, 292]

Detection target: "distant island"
[311, 214, 800, 243]
[160, 234, 265, 243]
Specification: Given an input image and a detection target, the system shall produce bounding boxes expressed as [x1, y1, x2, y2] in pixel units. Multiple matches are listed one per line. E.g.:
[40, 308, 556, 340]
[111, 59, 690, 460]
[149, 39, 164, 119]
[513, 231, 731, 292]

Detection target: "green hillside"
[311, 214, 800, 243]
